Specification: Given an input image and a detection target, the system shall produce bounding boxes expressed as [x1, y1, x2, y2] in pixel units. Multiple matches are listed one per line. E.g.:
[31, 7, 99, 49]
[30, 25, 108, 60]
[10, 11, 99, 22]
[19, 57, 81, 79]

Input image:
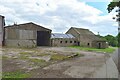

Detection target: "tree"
[107, 0, 120, 13]
[107, 0, 120, 21]
[117, 32, 120, 47]
[104, 35, 118, 47]
[107, 0, 120, 47]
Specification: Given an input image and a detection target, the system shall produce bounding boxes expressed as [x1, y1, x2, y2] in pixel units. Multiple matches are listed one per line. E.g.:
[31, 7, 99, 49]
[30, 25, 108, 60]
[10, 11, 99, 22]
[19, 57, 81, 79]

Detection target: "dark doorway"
[88, 43, 90, 46]
[98, 43, 101, 49]
[37, 31, 50, 46]
[78, 42, 80, 46]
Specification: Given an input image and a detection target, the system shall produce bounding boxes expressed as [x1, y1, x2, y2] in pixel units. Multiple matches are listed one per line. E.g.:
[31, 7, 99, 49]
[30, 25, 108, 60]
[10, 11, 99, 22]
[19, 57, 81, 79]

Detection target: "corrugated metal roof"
[51, 33, 75, 38]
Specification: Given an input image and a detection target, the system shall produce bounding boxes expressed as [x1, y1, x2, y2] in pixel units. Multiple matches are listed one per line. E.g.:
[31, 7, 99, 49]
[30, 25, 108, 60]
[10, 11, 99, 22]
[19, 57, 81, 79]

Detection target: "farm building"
[51, 33, 77, 47]
[0, 15, 5, 46]
[66, 27, 108, 48]
[4, 22, 52, 48]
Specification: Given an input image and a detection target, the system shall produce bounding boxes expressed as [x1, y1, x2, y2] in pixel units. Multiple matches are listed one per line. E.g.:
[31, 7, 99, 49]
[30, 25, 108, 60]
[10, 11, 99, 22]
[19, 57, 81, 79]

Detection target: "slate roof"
[51, 33, 75, 39]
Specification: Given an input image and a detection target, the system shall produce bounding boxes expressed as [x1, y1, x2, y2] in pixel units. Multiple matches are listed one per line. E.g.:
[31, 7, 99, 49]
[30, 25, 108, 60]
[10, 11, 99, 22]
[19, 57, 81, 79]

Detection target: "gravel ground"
[2, 47, 118, 78]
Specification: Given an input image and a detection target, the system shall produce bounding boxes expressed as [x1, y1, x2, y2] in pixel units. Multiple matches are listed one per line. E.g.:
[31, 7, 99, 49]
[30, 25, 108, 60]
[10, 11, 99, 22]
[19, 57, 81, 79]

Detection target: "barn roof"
[0, 15, 4, 18]
[67, 27, 106, 41]
[71, 27, 95, 35]
[4, 22, 51, 31]
[51, 33, 75, 39]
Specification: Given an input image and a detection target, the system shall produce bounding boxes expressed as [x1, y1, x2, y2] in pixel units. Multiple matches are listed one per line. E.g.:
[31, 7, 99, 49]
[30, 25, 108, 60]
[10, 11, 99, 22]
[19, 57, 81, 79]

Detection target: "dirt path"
[2, 47, 112, 78]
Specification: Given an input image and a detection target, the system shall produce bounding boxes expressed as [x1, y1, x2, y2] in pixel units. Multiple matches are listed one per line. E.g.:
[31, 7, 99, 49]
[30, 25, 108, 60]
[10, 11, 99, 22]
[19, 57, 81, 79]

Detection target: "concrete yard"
[1, 47, 119, 78]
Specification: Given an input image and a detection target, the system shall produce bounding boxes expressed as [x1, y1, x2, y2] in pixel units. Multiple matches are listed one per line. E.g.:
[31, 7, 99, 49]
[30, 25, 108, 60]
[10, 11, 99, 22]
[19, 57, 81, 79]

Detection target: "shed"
[4, 22, 52, 47]
[51, 33, 77, 47]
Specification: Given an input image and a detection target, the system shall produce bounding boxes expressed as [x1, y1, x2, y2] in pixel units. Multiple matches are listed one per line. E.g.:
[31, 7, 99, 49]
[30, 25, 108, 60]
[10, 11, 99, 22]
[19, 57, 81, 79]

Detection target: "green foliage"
[117, 32, 120, 47]
[70, 46, 116, 53]
[104, 34, 118, 47]
[107, 0, 120, 13]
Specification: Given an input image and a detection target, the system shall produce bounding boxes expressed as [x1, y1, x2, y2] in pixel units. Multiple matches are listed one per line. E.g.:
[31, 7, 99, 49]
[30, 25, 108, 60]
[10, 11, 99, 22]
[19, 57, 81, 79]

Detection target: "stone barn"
[66, 27, 108, 48]
[4, 22, 52, 47]
[51, 33, 77, 47]
[0, 15, 5, 46]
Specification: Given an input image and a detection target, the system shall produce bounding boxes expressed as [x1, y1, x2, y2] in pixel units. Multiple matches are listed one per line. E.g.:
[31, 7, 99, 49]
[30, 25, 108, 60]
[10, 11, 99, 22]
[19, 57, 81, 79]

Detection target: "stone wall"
[0, 16, 4, 46]
[5, 40, 36, 48]
[51, 38, 77, 47]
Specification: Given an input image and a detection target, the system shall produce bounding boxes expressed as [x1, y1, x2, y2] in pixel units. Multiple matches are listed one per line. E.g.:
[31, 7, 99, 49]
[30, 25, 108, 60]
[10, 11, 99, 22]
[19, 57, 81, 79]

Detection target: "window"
[74, 41, 76, 43]
[70, 41, 72, 43]
[65, 41, 67, 43]
[88, 43, 89, 45]
[60, 41, 62, 43]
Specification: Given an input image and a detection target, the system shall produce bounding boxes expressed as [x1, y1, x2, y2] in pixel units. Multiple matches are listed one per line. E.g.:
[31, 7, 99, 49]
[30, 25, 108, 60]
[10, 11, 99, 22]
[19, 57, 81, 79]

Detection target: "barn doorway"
[37, 31, 50, 46]
[98, 43, 101, 49]
[78, 42, 80, 46]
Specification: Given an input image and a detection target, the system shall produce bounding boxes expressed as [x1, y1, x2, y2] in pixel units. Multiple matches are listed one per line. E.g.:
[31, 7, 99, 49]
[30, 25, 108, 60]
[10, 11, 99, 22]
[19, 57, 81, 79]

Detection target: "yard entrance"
[37, 31, 50, 46]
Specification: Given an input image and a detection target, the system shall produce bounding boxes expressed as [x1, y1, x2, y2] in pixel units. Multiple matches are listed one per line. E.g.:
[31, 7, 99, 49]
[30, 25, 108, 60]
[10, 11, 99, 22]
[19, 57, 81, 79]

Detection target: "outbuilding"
[66, 27, 108, 48]
[4, 22, 52, 48]
[51, 33, 77, 47]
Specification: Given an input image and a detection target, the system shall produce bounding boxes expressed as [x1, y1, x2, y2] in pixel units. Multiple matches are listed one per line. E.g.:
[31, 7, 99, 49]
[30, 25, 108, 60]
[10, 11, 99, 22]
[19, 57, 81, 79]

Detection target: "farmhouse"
[66, 27, 108, 48]
[51, 33, 77, 47]
[0, 15, 5, 46]
[4, 22, 52, 48]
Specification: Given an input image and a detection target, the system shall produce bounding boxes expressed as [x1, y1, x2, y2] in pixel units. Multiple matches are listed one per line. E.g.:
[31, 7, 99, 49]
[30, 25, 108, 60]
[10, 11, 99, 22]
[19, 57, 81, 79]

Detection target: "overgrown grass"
[29, 58, 47, 67]
[29, 58, 46, 63]
[2, 71, 30, 78]
[19, 55, 29, 60]
[50, 53, 83, 61]
[37, 53, 50, 56]
[70, 46, 117, 53]
[19, 52, 30, 55]
[2, 56, 9, 60]
[50, 54, 69, 61]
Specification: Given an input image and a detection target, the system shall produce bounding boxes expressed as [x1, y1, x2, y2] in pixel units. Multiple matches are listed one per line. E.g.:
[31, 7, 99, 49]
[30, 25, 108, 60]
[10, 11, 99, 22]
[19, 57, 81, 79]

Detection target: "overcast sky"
[0, 0, 118, 36]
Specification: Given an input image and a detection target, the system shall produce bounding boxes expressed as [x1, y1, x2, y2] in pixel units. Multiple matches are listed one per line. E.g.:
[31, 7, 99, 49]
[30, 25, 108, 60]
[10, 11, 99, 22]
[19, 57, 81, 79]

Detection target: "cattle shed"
[4, 22, 52, 48]
[66, 27, 108, 48]
[51, 33, 77, 47]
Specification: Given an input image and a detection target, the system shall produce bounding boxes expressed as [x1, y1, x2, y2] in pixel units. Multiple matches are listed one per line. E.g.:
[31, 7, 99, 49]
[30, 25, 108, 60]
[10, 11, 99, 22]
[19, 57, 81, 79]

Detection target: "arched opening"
[98, 43, 101, 49]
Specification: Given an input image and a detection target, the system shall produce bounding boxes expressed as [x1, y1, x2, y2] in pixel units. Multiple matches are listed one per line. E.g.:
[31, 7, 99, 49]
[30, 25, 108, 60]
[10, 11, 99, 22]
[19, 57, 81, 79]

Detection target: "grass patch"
[29, 58, 47, 67]
[19, 52, 30, 55]
[2, 71, 30, 78]
[70, 46, 116, 53]
[29, 58, 46, 63]
[50, 54, 69, 61]
[2, 56, 9, 59]
[19, 55, 29, 60]
[37, 53, 50, 56]
[51, 53, 83, 61]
